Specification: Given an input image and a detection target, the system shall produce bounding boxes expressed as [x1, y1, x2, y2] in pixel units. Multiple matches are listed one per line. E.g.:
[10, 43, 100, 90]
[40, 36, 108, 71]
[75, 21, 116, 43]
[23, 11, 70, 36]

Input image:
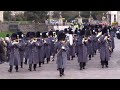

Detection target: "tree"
[3, 11, 12, 21]
[24, 11, 48, 23]
[15, 13, 26, 21]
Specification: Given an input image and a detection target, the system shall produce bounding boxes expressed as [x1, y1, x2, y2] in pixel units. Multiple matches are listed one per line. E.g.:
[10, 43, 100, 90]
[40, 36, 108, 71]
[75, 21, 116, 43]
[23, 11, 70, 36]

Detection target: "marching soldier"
[98, 27, 110, 68]
[86, 29, 94, 60]
[76, 28, 88, 70]
[24, 32, 30, 65]
[35, 31, 44, 67]
[109, 26, 115, 52]
[48, 31, 55, 61]
[5, 34, 11, 62]
[67, 29, 75, 60]
[17, 32, 26, 68]
[28, 32, 38, 71]
[42, 32, 51, 64]
[8, 33, 20, 72]
[54, 31, 69, 77]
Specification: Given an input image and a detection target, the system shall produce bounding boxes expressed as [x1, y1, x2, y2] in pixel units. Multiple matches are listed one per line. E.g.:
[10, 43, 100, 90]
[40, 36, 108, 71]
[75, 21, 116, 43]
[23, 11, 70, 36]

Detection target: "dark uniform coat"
[54, 41, 69, 69]
[27, 40, 39, 64]
[98, 35, 110, 61]
[8, 41, 21, 66]
[76, 36, 88, 63]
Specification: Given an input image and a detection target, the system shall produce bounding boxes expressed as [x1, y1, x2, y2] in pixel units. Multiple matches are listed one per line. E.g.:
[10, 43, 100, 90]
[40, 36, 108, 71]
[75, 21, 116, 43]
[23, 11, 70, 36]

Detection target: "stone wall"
[0, 23, 48, 33]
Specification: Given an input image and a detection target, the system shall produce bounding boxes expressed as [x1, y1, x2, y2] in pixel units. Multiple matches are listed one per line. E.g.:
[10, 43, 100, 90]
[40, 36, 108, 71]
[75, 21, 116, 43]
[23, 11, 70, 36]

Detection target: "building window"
[114, 14, 116, 22]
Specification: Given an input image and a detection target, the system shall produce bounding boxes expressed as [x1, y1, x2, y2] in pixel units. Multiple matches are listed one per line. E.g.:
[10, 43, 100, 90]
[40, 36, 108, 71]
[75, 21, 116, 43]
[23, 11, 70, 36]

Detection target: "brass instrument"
[56, 40, 67, 56]
[82, 36, 88, 44]
[11, 39, 19, 45]
[30, 38, 37, 44]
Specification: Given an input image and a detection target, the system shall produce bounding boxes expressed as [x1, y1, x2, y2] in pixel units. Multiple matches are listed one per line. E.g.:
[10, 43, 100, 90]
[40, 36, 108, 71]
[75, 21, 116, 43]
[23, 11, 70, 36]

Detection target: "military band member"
[48, 31, 55, 61]
[109, 27, 115, 53]
[85, 29, 94, 60]
[35, 31, 44, 67]
[67, 29, 75, 60]
[42, 32, 51, 64]
[54, 32, 69, 77]
[17, 32, 26, 68]
[8, 33, 20, 72]
[27, 32, 38, 71]
[24, 32, 31, 65]
[5, 34, 10, 62]
[76, 29, 88, 70]
[98, 28, 110, 68]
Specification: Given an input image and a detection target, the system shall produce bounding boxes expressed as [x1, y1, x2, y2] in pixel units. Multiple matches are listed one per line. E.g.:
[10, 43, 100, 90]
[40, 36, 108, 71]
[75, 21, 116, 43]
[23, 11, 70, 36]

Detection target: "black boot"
[24, 58, 27, 65]
[71, 56, 74, 60]
[47, 58, 50, 64]
[28, 64, 32, 71]
[94, 51, 96, 55]
[112, 49, 113, 53]
[83, 62, 86, 69]
[79, 62, 83, 70]
[101, 61, 104, 68]
[33, 64, 36, 71]
[59, 68, 62, 77]
[21, 62, 23, 68]
[39, 62, 41, 67]
[42, 61, 44, 64]
[15, 66, 18, 72]
[89, 55, 91, 60]
[105, 61, 108, 68]
[8, 65, 13, 72]
[62, 68, 65, 76]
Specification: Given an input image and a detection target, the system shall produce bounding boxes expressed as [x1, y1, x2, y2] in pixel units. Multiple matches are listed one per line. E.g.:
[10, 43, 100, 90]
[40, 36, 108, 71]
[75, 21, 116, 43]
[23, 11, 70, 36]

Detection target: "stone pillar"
[0, 11, 3, 22]
[58, 12, 63, 26]
[78, 12, 82, 25]
[47, 11, 54, 25]
[89, 11, 93, 24]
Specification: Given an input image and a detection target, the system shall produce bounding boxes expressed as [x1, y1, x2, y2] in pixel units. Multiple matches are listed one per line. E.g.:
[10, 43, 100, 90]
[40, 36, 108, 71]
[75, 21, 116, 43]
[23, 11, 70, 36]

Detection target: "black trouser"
[39, 61, 41, 67]
[24, 58, 27, 64]
[29, 64, 32, 71]
[21, 62, 23, 68]
[59, 68, 64, 76]
[89, 55, 91, 60]
[9, 65, 18, 72]
[33, 64, 37, 70]
[8, 65, 13, 72]
[47, 58, 50, 63]
[29, 64, 37, 71]
[101, 59, 108, 67]
[15, 66, 18, 71]
[80, 62, 86, 69]
[94, 51, 96, 55]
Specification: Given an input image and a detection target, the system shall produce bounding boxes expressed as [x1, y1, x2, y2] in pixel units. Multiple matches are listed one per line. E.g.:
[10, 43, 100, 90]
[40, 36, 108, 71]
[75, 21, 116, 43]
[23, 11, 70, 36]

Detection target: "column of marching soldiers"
[0, 24, 116, 77]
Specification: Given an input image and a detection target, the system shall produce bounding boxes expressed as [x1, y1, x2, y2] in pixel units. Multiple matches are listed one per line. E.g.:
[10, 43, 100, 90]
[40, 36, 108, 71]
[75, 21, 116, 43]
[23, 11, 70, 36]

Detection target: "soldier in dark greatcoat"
[98, 28, 110, 68]
[42, 32, 51, 64]
[54, 32, 69, 77]
[48, 31, 55, 61]
[8, 33, 21, 72]
[24, 32, 30, 65]
[35, 31, 44, 67]
[76, 28, 88, 70]
[27, 32, 38, 71]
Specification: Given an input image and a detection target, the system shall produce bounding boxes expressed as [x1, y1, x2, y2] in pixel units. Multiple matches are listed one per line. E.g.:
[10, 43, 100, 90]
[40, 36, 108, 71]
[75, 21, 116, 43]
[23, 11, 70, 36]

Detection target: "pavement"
[0, 37, 120, 79]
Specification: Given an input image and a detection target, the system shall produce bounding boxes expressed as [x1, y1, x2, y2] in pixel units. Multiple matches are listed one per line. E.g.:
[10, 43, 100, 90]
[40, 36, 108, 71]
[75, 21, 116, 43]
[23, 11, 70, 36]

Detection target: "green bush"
[0, 31, 13, 38]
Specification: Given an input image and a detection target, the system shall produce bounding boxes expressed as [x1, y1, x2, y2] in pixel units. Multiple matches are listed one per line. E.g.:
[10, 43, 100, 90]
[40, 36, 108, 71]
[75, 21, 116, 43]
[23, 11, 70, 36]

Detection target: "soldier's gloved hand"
[61, 46, 66, 51]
